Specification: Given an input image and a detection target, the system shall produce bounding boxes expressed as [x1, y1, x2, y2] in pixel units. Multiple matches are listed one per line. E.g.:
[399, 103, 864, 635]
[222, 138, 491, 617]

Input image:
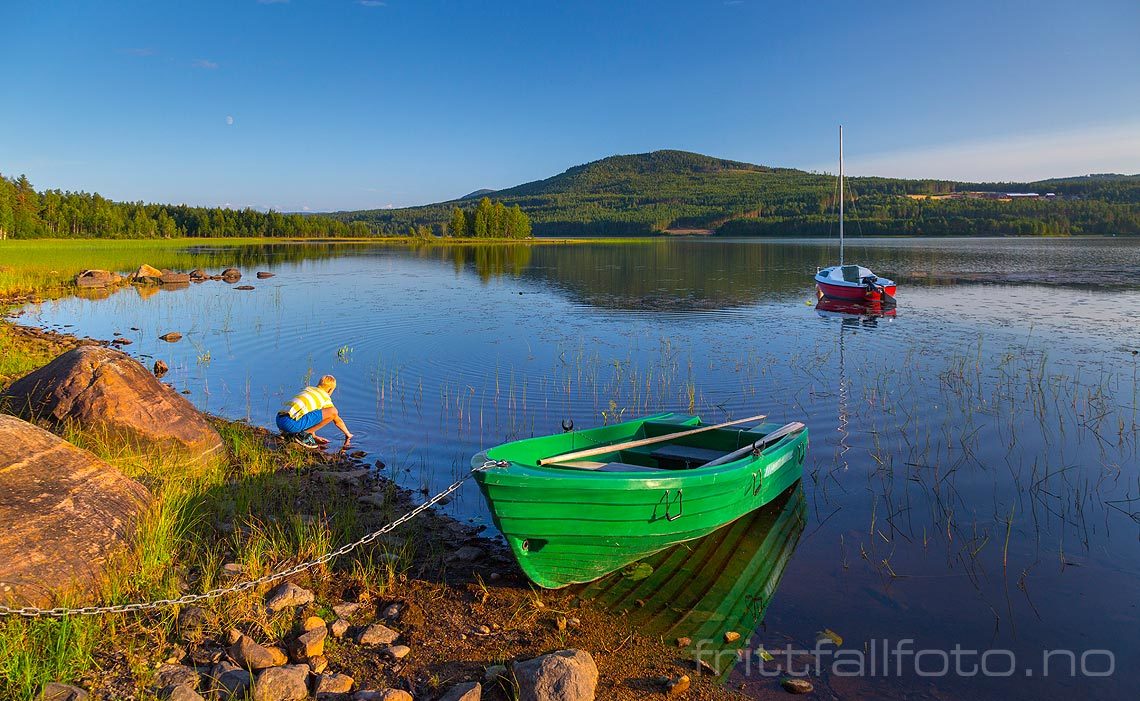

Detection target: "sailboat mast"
[839, 124, 844, 266]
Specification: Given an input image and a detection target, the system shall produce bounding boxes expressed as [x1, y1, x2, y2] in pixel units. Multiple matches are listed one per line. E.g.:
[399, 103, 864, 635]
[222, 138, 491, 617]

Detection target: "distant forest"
[0, 173, 375, 240]
[4, 151, 1138, 240]
[335, 151, 1140, 238]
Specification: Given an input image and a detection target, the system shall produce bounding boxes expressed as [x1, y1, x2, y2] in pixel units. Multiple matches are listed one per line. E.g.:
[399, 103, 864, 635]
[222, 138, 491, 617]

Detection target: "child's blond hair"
[317, 375, 337, 392]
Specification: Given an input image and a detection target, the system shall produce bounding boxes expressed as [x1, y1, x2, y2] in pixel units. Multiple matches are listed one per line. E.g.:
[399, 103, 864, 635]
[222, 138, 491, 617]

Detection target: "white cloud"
[192, 58, 219, 69]
[226, 115, 234, 125]
[843, 121, 1140, 182]
[358, 1, 386, 6]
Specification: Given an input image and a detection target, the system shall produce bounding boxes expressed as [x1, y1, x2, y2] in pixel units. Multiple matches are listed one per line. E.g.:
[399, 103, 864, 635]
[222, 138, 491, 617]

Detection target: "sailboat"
[814, 126, 897, 304]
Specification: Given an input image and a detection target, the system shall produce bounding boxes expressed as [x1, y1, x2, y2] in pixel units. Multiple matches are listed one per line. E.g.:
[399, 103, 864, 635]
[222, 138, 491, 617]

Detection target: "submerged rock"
[220, 268, 242, 282]
[256, 272, 275, 279]
[1, 346, 223, 465]
[235, 285, 255, 291]
[0, 415, 151, 607]
[154, 359, 170, 378]
[160, 271, 191, 285]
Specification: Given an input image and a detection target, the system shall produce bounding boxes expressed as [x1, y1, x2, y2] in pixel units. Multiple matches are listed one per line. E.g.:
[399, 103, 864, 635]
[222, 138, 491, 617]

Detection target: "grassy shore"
[0, 240, 738, 700]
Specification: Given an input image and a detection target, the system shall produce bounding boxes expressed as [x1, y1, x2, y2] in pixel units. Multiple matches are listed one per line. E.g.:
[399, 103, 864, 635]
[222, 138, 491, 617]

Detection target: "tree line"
[444, 197, 532, 238]
[0, 173, 377, 240]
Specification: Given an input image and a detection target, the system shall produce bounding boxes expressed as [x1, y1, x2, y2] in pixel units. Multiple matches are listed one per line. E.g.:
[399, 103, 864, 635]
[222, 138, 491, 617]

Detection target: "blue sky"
[2, 0, 1138, 212]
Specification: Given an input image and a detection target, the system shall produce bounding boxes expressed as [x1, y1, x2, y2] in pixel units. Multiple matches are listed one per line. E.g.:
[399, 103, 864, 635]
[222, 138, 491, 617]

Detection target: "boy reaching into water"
[277, 374, 353, 449]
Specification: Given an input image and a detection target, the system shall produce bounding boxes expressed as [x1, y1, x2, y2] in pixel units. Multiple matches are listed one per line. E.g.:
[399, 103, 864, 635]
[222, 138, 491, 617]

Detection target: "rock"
[177, 606, 209, 635]
[256, 272, 275, 279]
[265, 581, 314, 613]
[39, 683, 89, 701]
[75, 269, 121, 288]
[332, 602, 363, 618]
[723, 631, 741, 643]
[303, 616, 326, 632]
[160, 272, 191, 285]
[110, 337, 132, 345]
[356, 623, 399, 646]
[154, 360, 170, 378]
[307, 655, 329, 674]
[483, 665, 507, 684]
[381, 603, 401, 619]
[288, 625, 326, 661]
[228, 634, 286, 670]
[446, 545, 484, 564]
[1, 346, 223, 465]
[780, 678, 813, 694]
[213, 662, 252, 700]
[314, 672, 355, 697]
[384, 645, 410, 660]
[438, 681, 481, 701]
[220, 268, 242, 282]
[353, 692, 412, 701]
[330, 619, 350, 638]
[131, 264, 164, 281]
[189, 269, 207, 280]
[159, 332, 183, 342]
[252, 665, 309, 701]
[155, 664, 200, 690]
[235, 285, 255, 291]
[160, 685, 206, 701]
[512, 649, 598, 701]
[0, 415, 151, 607]
[664, 675, 690, 697]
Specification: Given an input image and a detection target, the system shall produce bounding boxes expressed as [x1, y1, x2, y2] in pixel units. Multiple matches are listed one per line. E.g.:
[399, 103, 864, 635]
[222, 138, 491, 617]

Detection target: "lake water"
[17, 238, 1140, 699]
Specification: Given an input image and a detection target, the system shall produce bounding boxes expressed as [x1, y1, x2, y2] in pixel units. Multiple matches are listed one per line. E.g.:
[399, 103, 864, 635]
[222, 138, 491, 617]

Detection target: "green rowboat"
[473, 412, 807, 588]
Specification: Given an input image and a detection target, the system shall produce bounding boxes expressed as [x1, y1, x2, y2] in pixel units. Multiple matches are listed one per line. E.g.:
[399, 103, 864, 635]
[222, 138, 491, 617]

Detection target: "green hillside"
[335, 150, 1140, 237]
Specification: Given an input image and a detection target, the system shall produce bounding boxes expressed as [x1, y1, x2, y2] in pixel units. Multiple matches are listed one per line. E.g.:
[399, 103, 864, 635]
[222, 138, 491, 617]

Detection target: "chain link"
[0, 460, 508, 618]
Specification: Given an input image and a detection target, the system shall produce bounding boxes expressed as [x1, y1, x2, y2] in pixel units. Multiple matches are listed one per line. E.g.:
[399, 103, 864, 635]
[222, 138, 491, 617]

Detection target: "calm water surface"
[19, 238, 1140, 699]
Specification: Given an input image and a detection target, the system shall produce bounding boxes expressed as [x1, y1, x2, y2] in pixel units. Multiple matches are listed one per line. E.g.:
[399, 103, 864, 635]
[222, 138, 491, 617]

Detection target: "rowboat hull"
[816, 279, 897, 302]
[473, 413, 807, 588]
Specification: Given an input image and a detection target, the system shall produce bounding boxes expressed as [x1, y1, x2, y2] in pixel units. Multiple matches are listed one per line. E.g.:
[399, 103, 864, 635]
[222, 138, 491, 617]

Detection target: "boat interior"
[555, 421, 776, 473]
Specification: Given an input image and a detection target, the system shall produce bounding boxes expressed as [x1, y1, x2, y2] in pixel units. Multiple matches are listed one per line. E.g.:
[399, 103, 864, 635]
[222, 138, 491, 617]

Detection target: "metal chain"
[0, 460, 507, 618]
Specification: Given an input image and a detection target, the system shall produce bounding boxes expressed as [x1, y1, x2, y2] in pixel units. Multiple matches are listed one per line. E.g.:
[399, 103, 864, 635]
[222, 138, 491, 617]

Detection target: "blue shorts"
[276, 409, 323, 434]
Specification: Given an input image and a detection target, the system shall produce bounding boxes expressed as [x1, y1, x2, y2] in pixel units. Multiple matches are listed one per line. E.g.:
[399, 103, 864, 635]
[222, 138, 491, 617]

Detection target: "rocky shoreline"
[0, 270, 742, 701]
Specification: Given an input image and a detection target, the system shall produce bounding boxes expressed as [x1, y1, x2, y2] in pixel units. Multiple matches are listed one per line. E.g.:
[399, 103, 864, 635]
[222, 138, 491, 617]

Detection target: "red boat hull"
[817, 281, 897, 302]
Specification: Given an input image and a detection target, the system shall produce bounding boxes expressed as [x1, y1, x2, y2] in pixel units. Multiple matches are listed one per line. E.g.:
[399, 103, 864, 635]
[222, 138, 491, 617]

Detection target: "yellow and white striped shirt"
[282, 387, 333, 419]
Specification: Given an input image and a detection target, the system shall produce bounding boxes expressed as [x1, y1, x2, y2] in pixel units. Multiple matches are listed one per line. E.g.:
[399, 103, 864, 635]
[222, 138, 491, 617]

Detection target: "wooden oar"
[537, 414, 767, 466]
[700, 421, 805, 468]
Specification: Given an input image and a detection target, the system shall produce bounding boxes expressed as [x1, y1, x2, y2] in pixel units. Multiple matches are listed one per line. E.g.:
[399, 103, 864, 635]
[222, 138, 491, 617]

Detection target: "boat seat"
[650, 445, 726, 469]
[595, 462, 667, 473]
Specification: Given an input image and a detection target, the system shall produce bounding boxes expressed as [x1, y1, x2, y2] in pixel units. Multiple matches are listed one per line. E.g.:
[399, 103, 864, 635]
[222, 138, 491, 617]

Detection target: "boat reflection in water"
[576, 484, 805, 679]
[814, 296, 897, 322]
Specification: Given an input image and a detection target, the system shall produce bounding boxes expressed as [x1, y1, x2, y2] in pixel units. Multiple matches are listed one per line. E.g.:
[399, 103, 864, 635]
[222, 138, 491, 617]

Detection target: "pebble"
[159, 332, 182, 342]
[665, 674, 690, 696]
[314, 672, 355, 695]
[356, 623, 400, 646]
[330, 619, 350, 638]
[308, 656, 329, 674]
[384, 644, 410, 660]
[264, 581, 314, 613]
[332, 602, 363, 618]
[724, 631, 741, 643]
[676, 637, 692, 647]
[781, 677, 814, 694]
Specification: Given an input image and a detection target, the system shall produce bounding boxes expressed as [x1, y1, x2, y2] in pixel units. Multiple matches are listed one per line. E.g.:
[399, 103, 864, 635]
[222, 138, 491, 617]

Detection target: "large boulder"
[74, 270, 122, 289]
[0, 414, 152, 607]
[130, 264, 164, 283]
[1, 346, 224, 465]
[512, 650, 598, 701]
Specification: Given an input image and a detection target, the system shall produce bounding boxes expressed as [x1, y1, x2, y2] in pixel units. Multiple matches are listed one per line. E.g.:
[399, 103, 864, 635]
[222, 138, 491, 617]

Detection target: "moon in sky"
[225, 115, 234, 125]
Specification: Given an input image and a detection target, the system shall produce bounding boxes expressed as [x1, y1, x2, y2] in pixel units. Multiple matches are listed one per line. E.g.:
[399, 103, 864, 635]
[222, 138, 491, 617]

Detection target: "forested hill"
[335, 150, 1140, 237]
